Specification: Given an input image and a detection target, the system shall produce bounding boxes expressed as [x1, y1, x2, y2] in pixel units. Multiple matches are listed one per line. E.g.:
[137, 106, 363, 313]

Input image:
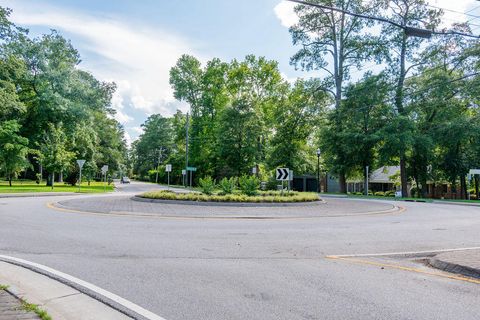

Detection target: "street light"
[316, 149, 321, 193]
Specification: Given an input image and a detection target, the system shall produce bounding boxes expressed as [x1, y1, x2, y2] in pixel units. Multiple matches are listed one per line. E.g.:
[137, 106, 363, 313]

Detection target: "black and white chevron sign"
[276, 168, 289, 181]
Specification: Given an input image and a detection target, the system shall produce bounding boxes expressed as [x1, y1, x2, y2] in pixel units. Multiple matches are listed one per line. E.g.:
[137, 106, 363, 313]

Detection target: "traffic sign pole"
[76, 160, 86, 193]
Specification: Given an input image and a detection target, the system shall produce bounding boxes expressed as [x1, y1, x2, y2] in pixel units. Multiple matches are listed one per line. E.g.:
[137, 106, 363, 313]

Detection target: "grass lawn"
[0, 180, 114, 193]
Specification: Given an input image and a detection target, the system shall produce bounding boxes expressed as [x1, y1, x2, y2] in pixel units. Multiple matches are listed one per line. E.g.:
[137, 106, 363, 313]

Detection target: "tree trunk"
[51, 172, 55, 190]
[339, 171, 347, 194]
[8, 175, 12, 187]
[460, 175, 467, 200]
[58, 171, 63, 183]
[475, 176, 479, 201]
[400, 157, 408, 197]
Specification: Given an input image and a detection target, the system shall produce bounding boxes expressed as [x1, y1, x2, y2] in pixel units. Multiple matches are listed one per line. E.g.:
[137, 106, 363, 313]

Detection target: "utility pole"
[185, 112, 189, 188]
[155, 148, 164, 184]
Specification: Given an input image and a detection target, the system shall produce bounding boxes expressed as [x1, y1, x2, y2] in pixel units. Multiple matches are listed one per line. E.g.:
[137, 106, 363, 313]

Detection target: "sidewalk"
[0, 261, 130, 320]
[0, 289, 40, 320]
[429, 249, 480, 279]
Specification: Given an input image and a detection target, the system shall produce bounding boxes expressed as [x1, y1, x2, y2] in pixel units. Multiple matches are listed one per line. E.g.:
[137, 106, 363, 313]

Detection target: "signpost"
[77, 160, 86, 192]
[101, 165, 108, 192]
[165, 164, 172, 189]
[182, 169, 186, 187]
[186, 167, 197, 188]
[276, 168, 290, 193]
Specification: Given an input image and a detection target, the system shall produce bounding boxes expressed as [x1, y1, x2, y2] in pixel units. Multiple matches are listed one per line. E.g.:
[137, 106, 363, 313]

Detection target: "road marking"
[326, 255, 480, 285]
[46, 201, 404, 220]
[326, 246, 480, 259]
[0, 255, 167, 320]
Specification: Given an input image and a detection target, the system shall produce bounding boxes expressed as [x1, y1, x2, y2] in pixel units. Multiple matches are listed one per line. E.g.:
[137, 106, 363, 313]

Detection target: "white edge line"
[329, 246, 480, 258]
[0, 255, 167, 320]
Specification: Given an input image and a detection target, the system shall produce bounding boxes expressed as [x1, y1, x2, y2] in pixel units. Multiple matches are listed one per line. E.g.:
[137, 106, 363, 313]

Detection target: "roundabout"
[51, 194, 402, 219]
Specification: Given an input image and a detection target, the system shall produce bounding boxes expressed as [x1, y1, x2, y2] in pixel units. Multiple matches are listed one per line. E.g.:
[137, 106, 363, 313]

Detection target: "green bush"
[140, 190, 319, 203]
[374, 191, 385, 197]
[219, 177, 236, 195]
[199, 176, 216, 195]
[384, 190, 395, 197]
[238, 175, 260, 196]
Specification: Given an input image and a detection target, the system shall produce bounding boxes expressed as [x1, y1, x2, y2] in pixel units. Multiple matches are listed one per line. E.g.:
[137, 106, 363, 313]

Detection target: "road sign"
[187, 166, 197, 172]
[276, 168, 289, 181]
[469, 169, 480, 175]
[101, 165, 108, 175]
[165, 164, 172, 172]
[77, 159, 86, 168]
[182, 169, 186, 175]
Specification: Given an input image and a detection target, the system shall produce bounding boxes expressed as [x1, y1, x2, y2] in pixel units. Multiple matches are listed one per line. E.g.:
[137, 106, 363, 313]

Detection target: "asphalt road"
[1, 181, 480, 320]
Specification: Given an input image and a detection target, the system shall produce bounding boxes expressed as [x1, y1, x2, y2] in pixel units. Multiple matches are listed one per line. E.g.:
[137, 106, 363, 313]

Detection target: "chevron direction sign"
[276, 168, 290, 181]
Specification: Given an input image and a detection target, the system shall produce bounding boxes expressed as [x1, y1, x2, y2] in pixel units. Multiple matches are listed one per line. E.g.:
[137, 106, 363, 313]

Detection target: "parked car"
[121, 176, 130, 184]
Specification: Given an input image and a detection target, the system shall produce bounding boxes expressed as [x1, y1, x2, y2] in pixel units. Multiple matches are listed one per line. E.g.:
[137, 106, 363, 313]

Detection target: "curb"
[0, 255, 166, 320]
[131, 196, 324, 207]
[429, 257, 480, 280]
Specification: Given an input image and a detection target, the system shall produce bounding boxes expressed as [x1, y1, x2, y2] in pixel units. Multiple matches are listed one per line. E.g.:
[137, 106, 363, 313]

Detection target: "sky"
[2, 0, 480, 145]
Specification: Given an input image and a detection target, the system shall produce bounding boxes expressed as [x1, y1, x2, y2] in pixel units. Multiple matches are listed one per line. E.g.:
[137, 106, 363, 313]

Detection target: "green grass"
[0, 180, 114, 194]
[0, 284, 52, 320]
[22, 300, 52, 320]
[141, 190, 320, 203]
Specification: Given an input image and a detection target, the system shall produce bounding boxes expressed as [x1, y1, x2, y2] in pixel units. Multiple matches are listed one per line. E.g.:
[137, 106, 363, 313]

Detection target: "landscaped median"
[140, 190, 320, 203]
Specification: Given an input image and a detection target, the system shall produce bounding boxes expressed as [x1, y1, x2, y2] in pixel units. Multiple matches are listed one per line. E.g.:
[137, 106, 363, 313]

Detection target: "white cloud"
[131, 126, 144, 135]
[274, 1, 298, 28]
[6, 0, 205, 118]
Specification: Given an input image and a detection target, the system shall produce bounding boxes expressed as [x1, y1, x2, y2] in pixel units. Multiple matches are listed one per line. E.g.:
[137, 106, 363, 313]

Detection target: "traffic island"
[429, 249, 480, 279]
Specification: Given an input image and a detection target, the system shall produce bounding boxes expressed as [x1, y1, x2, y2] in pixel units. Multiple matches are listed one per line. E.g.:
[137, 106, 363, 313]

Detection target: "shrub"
[384, 190, 395, 197]
[374, 191, 385, 197]
[199, 176, 215, 195]
[140, 190, 320, 203]
[238, 175, 260, 196]
[219, 177, 236, 195]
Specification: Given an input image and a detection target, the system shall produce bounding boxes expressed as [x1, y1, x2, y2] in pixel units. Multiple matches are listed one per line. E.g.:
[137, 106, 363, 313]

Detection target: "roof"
[347, 166, 400, 184]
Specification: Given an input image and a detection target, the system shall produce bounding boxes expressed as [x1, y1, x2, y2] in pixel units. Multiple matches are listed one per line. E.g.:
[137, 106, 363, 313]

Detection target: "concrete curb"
[132, 196, 324, 207]
[429, 257, 480, 280]
[0, 256, 166, 320]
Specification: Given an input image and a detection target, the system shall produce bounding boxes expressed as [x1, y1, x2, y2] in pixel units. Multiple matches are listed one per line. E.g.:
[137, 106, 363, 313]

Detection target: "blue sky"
[3, 0, 479, 144]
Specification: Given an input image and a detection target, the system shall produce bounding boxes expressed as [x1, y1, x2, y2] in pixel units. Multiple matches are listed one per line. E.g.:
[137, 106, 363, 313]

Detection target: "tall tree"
[0, 120, 29, 186]
[289, 0, 380, 192]
[380, 0, 441, 197]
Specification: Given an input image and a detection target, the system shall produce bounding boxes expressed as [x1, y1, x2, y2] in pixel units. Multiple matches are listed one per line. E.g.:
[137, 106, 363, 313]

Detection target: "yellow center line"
[326, 255, 480, 285]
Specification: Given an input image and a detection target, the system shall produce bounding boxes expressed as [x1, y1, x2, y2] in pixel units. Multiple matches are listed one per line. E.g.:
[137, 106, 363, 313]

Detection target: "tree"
[38, 123, 75, 188]
[0, 120, 29, 186]
[289, 0, 381, 192]
[268, 79, 325, 173]
[379, 0, 441, 197]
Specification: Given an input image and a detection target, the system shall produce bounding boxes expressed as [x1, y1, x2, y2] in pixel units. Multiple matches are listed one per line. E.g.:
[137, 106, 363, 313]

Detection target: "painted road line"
[326, 246, 480, 259]
[326, 255, 480, 285]
[0, 255, 167, 320]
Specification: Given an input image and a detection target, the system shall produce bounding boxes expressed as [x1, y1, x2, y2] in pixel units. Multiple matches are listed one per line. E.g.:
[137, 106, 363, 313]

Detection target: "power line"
[426, 4, 480, 20]
[288, 0, 480, 39]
